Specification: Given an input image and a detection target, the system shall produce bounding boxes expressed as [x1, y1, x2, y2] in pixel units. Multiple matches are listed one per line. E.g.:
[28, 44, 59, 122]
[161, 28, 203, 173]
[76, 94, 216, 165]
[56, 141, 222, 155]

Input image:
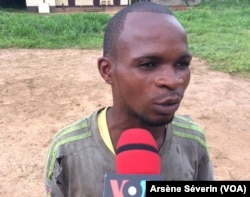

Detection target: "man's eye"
[176, 61, 190, 68]
[138, 62, 157, 69]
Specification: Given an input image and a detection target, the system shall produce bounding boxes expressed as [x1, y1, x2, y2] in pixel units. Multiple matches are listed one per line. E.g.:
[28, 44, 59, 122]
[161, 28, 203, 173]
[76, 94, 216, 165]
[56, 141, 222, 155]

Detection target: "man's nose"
[155, 66, 183, 90]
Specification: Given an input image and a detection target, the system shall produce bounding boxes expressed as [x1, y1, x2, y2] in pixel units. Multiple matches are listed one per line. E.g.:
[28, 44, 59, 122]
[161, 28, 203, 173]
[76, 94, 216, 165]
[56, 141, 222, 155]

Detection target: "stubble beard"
[125, 103, 174, 127]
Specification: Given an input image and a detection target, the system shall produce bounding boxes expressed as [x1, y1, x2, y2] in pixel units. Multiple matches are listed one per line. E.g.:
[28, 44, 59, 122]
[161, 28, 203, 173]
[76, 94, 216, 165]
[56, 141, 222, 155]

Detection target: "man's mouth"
[153, 97, 181, 115]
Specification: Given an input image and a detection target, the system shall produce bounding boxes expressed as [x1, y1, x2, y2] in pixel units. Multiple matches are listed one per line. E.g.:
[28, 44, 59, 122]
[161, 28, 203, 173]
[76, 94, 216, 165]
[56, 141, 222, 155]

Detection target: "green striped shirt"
[44, 109, 213, 197]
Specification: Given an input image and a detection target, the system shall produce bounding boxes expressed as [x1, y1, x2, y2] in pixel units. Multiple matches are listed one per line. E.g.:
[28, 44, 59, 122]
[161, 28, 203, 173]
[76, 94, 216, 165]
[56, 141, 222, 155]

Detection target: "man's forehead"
[117, 11, 188, 59]
[125, 11, 174, 22]
[121, 12, 185, 37]
[124, 11, 182, 30]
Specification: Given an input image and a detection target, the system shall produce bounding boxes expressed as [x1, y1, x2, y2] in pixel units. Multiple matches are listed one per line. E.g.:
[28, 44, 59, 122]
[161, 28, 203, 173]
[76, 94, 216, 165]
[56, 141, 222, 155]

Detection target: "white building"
[25, 0, 200, 13]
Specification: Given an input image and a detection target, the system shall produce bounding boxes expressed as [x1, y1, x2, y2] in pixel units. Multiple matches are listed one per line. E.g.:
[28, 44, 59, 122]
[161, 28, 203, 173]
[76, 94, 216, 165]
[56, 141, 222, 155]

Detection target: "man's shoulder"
[170, 114, 208, 149]
[45, 109, 102, 181]
[54, 111, 97, 141]
[172, 114, 204, 133]
[48, 109, 102, 152]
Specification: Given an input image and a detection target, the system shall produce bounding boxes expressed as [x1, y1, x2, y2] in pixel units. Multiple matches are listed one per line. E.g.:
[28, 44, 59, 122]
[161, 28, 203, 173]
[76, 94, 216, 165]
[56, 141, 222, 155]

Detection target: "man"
[45, 2, 214, 196]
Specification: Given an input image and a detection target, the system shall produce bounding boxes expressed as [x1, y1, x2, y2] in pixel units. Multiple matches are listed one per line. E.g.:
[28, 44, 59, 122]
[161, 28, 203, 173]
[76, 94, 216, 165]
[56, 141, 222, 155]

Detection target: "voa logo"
[109, 179, 146, 197]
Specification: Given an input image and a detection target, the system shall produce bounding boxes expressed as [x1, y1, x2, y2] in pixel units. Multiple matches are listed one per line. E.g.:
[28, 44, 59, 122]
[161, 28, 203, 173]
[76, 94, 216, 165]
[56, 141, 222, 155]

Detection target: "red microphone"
[103, 128, 163, 197]
[116, 128, 161, 174]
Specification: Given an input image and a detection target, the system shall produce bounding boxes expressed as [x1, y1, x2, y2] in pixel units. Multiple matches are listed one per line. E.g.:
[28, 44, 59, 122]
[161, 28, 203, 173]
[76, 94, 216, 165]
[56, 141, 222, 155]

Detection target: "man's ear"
[97, 57, 113, 84]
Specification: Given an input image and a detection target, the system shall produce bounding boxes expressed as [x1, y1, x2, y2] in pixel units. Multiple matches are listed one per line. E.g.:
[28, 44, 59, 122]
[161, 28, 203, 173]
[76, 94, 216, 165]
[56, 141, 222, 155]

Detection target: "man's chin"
[143, 114, 175, 127]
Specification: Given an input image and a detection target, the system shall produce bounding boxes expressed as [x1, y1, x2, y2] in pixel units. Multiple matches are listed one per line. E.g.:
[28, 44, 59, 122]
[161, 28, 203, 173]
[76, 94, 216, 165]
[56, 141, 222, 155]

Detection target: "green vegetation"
[0, 12, 110, 49]
[0, 0, 249, 78]
[176, 0, 250, 77]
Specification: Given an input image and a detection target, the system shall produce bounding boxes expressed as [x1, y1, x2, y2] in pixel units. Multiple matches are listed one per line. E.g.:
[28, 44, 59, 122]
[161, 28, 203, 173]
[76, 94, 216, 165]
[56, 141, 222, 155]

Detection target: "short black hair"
[103, 2, 175, 58]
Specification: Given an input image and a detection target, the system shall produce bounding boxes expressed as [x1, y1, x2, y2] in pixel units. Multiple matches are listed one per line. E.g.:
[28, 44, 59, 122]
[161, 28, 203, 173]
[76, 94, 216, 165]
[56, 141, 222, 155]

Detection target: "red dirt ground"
[0, 48, 249, 196]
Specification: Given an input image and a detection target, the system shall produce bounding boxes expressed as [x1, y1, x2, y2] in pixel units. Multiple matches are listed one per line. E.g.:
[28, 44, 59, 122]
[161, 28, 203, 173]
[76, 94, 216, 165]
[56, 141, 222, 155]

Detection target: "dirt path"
[0, 49, 249, 196]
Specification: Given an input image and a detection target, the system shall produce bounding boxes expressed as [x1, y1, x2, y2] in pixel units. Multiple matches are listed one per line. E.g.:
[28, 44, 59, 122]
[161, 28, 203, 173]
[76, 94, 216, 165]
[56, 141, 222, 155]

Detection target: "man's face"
[111, 12, 191, 127]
